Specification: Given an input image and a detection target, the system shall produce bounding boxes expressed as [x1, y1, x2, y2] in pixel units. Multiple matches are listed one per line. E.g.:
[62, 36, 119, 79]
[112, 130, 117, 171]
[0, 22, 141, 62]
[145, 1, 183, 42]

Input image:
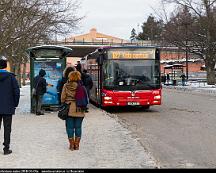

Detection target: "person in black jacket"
[75, 61, 82, 73]
[82, 69, 93, 98]
[180, 73, 186, 86]
[0, 57, 20, 155]
[81, 69, 93, 112]
[56, 66, 76, 104]
[33, 69, 47, 115]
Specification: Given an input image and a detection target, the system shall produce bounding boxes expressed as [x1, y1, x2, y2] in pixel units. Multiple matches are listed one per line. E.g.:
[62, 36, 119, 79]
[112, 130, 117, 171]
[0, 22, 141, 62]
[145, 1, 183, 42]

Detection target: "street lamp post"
[185, 34, 189, 80]
[184, 22, 189, 80]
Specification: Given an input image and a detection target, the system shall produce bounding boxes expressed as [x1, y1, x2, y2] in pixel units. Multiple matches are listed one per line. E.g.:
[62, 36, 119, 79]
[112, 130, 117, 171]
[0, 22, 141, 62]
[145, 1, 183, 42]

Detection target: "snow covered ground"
[0, 85, 158, 168]
[0, 82, 215, 169]
[163, 80, 216, 96]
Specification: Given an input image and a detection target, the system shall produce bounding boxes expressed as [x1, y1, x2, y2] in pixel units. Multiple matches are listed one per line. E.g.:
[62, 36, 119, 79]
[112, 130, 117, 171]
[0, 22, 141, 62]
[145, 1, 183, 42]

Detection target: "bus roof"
[92, 46, 159, 55]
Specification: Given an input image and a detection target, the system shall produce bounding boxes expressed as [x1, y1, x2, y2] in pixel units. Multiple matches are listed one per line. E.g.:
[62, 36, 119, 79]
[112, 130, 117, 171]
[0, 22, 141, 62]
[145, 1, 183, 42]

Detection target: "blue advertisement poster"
[34, 61, 64, 105]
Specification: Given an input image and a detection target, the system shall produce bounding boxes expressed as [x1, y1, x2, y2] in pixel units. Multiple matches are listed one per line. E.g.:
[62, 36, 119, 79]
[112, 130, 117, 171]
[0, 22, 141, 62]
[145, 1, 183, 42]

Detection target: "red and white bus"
[85, 46, 161, 109]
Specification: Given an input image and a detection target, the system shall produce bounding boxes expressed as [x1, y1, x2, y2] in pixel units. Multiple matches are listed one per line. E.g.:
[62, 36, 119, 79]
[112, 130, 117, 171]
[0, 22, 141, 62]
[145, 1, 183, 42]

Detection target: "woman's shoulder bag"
[58, 103, 71, 120]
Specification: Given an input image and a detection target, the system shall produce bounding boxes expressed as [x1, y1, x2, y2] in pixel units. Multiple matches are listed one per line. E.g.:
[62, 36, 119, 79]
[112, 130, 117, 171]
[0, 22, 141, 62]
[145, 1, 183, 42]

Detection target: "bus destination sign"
[108, 49, 155, 59]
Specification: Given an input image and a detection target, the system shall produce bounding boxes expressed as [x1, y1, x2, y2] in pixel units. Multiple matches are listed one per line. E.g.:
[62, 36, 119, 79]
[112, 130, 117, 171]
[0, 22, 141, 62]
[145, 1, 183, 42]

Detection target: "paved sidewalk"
[0, 85, 157, 168]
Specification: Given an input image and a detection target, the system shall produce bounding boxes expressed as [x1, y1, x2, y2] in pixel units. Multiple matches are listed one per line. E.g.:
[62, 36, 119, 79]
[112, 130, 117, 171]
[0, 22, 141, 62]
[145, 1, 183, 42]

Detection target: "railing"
[188, 78, 207, 87]
[44, 39, 160, 47]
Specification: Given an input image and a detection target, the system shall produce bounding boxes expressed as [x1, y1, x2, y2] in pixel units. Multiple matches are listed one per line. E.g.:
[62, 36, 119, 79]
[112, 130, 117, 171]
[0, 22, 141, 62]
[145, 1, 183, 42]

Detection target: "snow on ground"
[163, 81, 216, 96]
[0, 82, 215, 168]
[0, 85, 158, 168]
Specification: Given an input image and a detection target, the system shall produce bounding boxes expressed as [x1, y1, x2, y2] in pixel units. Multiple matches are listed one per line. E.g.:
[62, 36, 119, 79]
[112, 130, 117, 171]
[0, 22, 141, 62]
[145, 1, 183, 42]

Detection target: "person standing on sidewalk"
[180, 73, 186, 86]
[81, 69, 93, 112]
[82, 69, 93, 98]
[0, 57, 20, 155]
[166, 73, 170, 84]
[57, 66, 75, 104]
[61, 71, 88, 151]
[75, 61, 82, 73]
[32, 69, 47, 115]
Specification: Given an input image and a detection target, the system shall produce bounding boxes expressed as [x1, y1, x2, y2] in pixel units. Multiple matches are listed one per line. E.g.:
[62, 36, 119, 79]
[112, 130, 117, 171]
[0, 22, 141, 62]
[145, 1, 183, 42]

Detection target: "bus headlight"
[154, 95, 161, 100]
[104, 96, 112, 100]
[153, 90, 160, 95]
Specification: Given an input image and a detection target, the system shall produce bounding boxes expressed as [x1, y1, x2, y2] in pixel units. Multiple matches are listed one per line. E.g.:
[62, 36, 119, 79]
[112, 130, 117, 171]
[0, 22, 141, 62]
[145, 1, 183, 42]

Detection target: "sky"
[72, 0, 164, 40]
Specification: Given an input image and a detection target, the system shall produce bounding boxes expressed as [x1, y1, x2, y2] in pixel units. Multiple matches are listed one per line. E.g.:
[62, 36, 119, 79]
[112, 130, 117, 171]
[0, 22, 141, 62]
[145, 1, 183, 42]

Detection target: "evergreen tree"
[137, 15, 163, 41]
[130, 28, 137, 41]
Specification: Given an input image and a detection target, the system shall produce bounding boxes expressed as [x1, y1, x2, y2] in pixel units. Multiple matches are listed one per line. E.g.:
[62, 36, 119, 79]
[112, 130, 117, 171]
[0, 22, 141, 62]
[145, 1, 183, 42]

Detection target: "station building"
[160, 47, 205, 78]
[65, 28, 128, 66]
[22, 28, 206, 81]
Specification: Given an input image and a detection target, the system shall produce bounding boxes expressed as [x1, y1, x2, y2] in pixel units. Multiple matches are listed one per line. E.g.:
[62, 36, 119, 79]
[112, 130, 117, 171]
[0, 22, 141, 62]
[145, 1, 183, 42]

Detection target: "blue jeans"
[65, 117, 84, 138]
[182, 80, 186, 86]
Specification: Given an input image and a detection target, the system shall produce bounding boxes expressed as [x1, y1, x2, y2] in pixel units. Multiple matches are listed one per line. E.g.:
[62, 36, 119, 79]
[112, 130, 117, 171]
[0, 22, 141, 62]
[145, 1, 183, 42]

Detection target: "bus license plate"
[128, 102, 140, 106]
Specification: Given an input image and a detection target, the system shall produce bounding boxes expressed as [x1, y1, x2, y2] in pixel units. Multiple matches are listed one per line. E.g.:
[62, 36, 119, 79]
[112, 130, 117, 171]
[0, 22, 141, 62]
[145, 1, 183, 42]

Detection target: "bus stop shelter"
[163, 64, 185, 85]
[26, 45, 73, 112]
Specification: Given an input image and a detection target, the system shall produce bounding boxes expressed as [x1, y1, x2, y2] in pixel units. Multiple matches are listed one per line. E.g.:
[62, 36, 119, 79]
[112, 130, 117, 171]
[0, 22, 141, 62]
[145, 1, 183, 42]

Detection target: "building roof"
[65, 28, 128, 43]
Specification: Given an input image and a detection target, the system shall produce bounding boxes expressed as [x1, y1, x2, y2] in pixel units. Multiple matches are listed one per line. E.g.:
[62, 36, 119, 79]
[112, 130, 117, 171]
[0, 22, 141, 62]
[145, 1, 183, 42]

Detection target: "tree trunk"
[205, 57, 216, 85]
[9, 60, 15, 73]
[14, 63, 21, 88]
[22, 63, 27, 86]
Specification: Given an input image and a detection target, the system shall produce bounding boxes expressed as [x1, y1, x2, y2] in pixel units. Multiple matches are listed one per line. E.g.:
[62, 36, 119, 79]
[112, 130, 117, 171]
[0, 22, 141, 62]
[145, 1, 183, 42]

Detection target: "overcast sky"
[73, 0, 164, 40]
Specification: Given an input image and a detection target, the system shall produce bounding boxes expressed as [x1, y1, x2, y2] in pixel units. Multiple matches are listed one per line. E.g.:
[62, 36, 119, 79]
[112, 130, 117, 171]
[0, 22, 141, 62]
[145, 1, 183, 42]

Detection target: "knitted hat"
[39, 69, 46, 77]
[0, 56, 7, 69]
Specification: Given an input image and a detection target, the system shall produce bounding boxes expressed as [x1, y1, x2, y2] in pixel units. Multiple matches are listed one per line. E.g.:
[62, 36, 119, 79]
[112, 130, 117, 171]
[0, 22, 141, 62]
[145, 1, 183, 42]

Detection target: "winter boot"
[68, 138, 75, 151]
[74, 137, 81, 150]
[3, 149, 12, 155]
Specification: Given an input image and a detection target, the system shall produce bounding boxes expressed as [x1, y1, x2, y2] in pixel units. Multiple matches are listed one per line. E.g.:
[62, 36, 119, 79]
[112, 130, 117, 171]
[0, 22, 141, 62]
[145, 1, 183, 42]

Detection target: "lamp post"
[182, 20, 190, 80]
[185, 25, 189, 80]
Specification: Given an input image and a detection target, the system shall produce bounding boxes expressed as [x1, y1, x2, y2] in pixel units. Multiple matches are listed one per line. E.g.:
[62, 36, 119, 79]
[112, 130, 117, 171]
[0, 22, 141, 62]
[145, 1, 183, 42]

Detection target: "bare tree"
[0, 0, 83, 85]
[161, 0, 216, 85]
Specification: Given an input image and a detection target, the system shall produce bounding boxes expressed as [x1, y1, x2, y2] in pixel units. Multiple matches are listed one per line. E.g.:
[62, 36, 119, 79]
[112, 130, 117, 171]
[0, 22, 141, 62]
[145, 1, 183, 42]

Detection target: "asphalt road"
[107, 88, 216, 168]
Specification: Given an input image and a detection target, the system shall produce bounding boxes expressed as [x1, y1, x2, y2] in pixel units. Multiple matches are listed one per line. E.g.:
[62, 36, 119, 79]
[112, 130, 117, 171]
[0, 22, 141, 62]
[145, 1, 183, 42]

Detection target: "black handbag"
[58, 103, 71, 120]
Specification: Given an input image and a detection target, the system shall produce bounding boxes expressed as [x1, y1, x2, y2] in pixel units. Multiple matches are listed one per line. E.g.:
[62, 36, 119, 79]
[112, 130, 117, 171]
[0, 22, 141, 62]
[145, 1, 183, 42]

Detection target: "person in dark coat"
[32, 69, 47, 115]
[180, 73, 186, 86]
[56, 66, 76, 104]
[0, 57, 20, 155]
[81, 69, 93, 113]
[166, 73, 170, 84]
[82, 69, 93, 98]
[75, 61, 82, 73]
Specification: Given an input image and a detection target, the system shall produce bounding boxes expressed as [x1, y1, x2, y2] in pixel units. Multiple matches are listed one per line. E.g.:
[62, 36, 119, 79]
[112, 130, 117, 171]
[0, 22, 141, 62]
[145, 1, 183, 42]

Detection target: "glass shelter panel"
[34, 60, 64, 105]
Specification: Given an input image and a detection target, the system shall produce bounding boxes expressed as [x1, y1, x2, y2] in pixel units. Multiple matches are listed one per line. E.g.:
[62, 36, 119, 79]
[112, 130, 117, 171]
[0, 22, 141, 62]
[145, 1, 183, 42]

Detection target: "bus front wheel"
[142, 105, 150, 110]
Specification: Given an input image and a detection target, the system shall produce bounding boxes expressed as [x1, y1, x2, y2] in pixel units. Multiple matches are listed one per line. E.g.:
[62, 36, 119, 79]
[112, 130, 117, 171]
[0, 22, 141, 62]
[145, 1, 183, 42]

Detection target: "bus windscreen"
[102, 59, 160, 90]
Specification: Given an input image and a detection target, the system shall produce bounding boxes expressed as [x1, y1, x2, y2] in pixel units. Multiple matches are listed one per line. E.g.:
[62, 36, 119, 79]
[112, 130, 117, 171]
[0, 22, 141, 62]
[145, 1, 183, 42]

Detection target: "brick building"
[22, 30, 206, 80]
[65, 29, 205, 76]
[160, 47, 205, 78]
